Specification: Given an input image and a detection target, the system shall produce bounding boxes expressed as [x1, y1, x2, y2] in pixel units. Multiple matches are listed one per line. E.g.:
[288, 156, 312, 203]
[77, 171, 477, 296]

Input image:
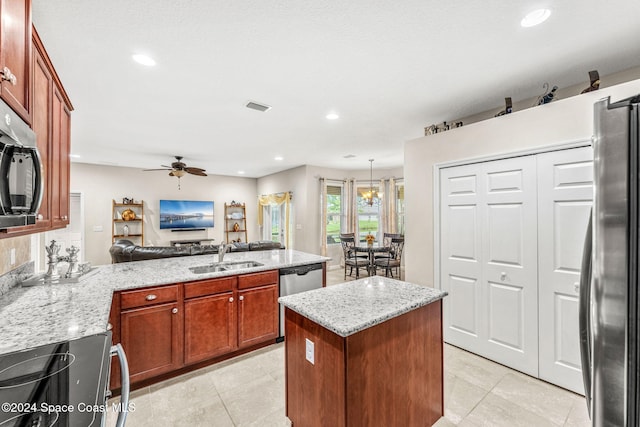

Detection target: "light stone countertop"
[278, 276, 447, 337]
[0, 249, 329, 355]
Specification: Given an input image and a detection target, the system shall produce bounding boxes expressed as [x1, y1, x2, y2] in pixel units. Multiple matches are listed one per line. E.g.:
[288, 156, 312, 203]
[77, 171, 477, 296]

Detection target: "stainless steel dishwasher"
[278, 263, 324, 340]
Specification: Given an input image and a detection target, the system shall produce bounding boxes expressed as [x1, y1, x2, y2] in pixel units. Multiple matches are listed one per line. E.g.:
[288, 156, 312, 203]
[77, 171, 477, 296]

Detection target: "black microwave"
[0, 98, 42, 228]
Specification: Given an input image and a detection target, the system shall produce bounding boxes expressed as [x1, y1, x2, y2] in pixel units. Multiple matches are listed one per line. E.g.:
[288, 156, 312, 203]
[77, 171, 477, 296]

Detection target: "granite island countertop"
[0, 249, 329, 354]
[278, 276, 447, 337]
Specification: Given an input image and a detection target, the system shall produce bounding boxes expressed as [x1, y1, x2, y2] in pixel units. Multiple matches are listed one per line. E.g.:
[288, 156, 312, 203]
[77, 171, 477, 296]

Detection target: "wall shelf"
[224, 203, 247, 243]
[112, 200, 144, 246]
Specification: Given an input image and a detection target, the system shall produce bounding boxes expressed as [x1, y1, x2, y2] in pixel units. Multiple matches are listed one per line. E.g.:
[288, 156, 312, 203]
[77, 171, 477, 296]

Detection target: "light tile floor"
[107, 268, 590, 426]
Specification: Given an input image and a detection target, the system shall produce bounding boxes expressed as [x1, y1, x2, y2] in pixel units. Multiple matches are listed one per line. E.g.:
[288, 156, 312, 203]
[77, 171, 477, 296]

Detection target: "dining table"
[354, 244, 390, 276]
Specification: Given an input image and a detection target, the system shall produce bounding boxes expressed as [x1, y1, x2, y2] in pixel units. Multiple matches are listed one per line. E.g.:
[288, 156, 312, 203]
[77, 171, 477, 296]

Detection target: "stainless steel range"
[0, 332, 130, 427]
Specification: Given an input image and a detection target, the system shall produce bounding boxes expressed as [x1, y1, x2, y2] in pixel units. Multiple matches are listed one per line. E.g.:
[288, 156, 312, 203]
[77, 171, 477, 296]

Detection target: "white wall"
[404, 78, 640, 286]
[71, 163, 258, 266]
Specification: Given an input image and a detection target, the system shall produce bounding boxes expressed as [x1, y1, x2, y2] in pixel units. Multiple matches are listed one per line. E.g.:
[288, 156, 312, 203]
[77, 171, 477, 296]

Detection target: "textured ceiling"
[32, 0, 640, 177]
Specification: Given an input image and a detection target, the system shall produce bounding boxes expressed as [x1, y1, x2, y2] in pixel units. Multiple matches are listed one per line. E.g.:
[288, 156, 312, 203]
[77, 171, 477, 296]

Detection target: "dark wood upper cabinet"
[0, 26, 73, 237]
[0, 0, 31, 124]
[30, 32, 52, 230]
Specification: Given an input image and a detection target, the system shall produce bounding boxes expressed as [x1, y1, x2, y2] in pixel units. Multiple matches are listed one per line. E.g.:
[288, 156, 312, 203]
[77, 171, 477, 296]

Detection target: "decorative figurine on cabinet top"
[581, 70, 600, 94]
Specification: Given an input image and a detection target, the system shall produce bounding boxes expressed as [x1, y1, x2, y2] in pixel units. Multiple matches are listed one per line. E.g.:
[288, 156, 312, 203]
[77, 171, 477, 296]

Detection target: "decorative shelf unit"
[224, 203, 247, 243]
[112, 200, 144, 245]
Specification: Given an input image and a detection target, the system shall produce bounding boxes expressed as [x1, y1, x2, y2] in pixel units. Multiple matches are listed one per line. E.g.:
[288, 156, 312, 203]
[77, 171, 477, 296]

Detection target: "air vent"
[245, 101, 272, 112]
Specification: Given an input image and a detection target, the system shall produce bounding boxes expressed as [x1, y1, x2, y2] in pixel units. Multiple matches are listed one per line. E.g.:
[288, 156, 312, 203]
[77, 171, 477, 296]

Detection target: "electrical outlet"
[305, 338, 314, 365]
[93, 225, 103, 232]
[296, 224, 303, 230]
[10, 248, 15, 265]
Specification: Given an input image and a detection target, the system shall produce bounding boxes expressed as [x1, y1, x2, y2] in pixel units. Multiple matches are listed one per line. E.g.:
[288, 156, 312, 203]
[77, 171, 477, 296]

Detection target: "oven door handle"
[110, 344, 130, 427]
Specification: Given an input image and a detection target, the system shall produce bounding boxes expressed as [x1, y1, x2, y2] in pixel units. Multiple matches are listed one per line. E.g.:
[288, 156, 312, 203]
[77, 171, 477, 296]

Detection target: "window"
[357, 183, 381, 243]
[262, 203, 289, 244]
[326, 184, 344, 245]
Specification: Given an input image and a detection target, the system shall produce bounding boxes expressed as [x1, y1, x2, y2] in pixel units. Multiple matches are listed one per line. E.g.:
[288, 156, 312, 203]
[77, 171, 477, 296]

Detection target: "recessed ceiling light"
[237, 170, 245, 175]
[274, 156, 284, 161]
[521, 9, 551, 27]
[132, 54, 156, 66]
[326, 113, 339, 120]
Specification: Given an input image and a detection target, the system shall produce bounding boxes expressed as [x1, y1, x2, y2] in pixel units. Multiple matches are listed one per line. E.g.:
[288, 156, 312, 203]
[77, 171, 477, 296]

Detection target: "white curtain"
[345, 178, 357, 233]
[388, 177, 397, 234]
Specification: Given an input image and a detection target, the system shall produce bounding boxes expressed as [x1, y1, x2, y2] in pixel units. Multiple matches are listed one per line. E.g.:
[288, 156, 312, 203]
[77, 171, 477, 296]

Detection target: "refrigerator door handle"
[579, 209, 593, 415]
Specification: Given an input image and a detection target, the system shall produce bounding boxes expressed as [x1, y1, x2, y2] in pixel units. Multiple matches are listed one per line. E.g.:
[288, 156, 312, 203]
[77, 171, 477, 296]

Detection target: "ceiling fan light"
[173, 170, 186, 178]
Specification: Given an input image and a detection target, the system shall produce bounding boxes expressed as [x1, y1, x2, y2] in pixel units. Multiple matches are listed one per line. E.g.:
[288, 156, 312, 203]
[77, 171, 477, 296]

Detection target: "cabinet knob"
[37, 214, 43, 220]
[1, 67, 16, 85]
[172, 308, 178, 314]
[62, 215, 68, 220]
[229, 297, 234, 303]
[106, 323, 113, 331]
[500, 272, 507, 281]
[239, 295, 244, 301]
[145, 294, 157, 301]
[574, 282, 580, 293]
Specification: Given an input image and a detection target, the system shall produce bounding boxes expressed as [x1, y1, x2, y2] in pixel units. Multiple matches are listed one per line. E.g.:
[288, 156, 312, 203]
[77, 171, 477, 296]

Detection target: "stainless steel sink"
[189, 261, 264, 274]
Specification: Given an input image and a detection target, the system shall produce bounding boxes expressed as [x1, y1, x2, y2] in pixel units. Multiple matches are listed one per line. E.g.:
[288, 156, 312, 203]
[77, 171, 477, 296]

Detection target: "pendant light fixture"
[366, 158, 377, 206]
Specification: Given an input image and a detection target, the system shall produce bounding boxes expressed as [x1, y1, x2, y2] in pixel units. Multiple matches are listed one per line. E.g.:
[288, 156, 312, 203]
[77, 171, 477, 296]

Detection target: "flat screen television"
[159, 200, 214, 230]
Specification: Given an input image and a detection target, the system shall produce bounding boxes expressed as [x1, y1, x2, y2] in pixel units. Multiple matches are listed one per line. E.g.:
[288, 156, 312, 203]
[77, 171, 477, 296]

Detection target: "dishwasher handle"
[279, 263, 323, 276]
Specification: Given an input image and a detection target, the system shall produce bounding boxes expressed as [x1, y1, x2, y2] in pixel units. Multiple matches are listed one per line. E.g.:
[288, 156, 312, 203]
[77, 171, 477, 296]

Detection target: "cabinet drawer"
[121, 285, 179, 310]
[184, 277, 237, 299]
[238, 270, 278, 290]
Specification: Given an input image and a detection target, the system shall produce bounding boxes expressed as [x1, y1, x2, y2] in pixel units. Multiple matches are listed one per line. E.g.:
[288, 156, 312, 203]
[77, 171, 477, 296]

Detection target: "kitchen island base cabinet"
[284, 300, 444, 427]
[121, 302, 183, 384]
[238, 284, 279, 348]
[184, 291, 237, 365]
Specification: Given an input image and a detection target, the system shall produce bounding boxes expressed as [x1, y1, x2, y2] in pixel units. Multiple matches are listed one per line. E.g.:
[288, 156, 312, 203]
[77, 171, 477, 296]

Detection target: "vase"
[123, 224, 129, 237]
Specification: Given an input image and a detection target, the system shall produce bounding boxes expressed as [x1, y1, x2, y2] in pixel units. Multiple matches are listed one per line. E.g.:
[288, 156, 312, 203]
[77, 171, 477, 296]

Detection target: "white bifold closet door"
[537, 147, 593, 394]
[440, 146, 593, 392]
[441, 155, 539, 376]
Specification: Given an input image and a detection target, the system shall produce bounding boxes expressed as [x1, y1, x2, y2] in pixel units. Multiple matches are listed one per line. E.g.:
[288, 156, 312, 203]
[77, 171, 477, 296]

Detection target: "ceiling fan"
[143, 156, 207, 189]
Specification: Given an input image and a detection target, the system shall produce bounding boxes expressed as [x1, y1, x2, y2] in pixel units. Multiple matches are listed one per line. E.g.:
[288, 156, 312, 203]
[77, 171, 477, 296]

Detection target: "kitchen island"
[279, 276, 447, 427]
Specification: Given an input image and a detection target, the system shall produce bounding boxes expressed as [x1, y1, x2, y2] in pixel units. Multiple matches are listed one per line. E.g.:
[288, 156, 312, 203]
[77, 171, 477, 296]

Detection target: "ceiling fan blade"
[143, 168, 172, 171]
[186, 168, 207, 176]
[169, 171, 175, 176]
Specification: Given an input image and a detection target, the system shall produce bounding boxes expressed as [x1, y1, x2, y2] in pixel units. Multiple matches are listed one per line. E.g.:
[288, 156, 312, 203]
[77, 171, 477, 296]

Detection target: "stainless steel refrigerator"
[580, 94, 640, 426]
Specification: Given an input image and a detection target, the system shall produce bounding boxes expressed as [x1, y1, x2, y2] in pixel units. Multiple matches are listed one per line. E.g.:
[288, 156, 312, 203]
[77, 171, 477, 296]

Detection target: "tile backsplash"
[0, 235, 31, 276]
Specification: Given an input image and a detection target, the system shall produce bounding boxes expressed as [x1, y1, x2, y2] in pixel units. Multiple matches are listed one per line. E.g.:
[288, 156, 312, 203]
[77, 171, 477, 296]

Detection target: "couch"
[109, 239, 284, 263]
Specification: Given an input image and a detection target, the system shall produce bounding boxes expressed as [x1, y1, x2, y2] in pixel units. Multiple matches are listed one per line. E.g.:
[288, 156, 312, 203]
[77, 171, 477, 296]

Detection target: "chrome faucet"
[44, 240, 62, 281]
[44, 240, 82, 281]
[218, 241, 230, 263]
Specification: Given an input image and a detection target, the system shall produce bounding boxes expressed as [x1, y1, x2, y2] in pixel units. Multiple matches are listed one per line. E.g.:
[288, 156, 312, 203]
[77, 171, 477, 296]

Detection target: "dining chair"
[340, 233, 368, 259]
[375, 233, 404, 261]
[374, 237, 404, 278]
[340, 236, 369, 279]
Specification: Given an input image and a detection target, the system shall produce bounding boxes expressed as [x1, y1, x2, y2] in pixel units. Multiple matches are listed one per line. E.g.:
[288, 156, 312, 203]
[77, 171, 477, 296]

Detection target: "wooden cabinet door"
[30, 37, 52, 230]
[238, 284, 279, 348]
[0, 0, 30, 123]
[51, 85, 70, 229]
[120, 302, 183, 384]
[184, 292, 237, 365]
